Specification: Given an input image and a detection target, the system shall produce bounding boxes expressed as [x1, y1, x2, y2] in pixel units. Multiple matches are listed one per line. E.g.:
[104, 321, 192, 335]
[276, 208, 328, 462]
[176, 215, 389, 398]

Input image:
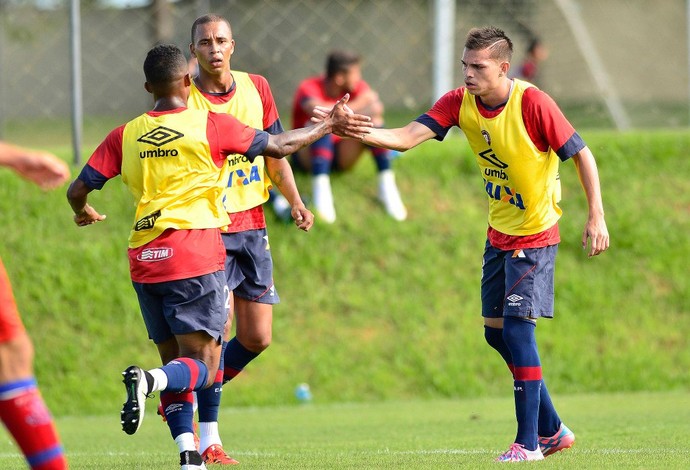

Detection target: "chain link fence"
[0, 0, 688, 149]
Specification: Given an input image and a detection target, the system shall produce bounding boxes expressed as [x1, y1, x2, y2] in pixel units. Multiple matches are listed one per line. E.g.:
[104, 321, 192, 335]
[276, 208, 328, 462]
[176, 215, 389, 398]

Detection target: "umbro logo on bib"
[137, 126, 184, 147]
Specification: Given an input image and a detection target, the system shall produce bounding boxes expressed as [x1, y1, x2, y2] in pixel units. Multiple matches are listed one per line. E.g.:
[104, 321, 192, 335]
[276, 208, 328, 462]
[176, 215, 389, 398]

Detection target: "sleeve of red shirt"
[415, 88, 464, 140]
[352, 79, 371, 98]
[522, 87, 585, 161]
[207, 112, 268, 164]
[248, 73, 283, 133]
[78, 125, 124, 189]
[87, 125, 124, 178]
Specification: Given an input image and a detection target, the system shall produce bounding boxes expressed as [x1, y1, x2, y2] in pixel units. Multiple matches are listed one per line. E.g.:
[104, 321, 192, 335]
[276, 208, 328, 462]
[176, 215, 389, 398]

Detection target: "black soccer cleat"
[120, 365, 149, 435]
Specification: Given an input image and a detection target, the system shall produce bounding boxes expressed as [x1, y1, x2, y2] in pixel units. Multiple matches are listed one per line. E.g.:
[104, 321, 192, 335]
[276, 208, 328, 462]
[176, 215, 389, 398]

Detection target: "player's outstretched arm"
[311, 106, 435, 152]
[263, 94, 372, 159]
[572, 146, 609, 257]
[0, 141, 70, 190]
[66, 178, 107, 226]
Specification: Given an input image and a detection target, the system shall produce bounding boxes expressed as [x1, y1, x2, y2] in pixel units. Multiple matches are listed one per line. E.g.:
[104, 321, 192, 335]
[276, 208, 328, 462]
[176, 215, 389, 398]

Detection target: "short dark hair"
[527, 37, 542, 55]
[465, 26, 513, 62]
[325, 50, 361, 79]
[143, 44, 188, 85]
[191, 14, 232, 44]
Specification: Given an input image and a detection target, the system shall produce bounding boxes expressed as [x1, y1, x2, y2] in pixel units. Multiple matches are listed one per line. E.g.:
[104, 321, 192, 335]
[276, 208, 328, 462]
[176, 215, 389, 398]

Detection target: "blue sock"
[161, 357, 209, 392]
[503, 316, 542, 451]
[223, 337, 259, 383]
[310, 135, 335, 175]
[486, 325, 560, 437]
[538, 380, 561, 437]
[196, 341, 226, 423]
[371, 147, 392, 171]
[160, 390, 195, 439]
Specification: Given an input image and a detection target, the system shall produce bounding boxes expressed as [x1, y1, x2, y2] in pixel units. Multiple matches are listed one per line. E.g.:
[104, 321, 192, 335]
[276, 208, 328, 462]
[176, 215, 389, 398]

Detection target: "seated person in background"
[291, 50, 407, 223]
[512, 37, 549, 86]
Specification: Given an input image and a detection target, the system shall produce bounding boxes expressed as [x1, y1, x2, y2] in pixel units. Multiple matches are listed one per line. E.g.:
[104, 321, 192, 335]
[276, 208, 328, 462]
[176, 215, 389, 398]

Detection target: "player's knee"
[0, 334, 34, 381]
[501, 316, 536, 349]
[244, 334, 271, 353]
[484, 325, 504, 350]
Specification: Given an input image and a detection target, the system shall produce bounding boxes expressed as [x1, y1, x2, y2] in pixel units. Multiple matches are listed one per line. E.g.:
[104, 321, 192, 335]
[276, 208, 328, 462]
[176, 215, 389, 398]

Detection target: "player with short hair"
[66, 43, 370, 470]
[0, 141, 69, 470]
[315, 26, 609, 462]
[185, 14, 315, 464]
[292, 49, 407, 223]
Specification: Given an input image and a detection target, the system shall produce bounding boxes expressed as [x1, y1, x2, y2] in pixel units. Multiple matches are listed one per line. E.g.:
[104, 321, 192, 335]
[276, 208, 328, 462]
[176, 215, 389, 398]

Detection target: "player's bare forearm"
[0, 141, 70, 190]
[573, 147, 604, 217]
[572, 147, 609, 257]
[263, 121, 331, 158]
[265, 157, 300, 205]
[265, 157, 314, 231]
[361, 121, 435, 152]
[66, 178, 106, 226]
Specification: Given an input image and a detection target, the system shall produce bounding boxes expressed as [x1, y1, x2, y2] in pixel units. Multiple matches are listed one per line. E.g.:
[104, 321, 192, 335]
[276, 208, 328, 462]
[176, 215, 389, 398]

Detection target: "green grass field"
[1, 392, 688, 469]
[1, 126, 689, 468]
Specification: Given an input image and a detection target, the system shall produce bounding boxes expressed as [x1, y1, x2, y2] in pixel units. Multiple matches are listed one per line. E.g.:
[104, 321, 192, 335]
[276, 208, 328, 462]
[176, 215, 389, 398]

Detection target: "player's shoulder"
[521, 83, 553, 103]
[208, 109, 241, 127]
[435, 87, 465, 107]
[235, 70, 267, 83]
[244, 72, 273, 91]
[521, 85, 561, 115]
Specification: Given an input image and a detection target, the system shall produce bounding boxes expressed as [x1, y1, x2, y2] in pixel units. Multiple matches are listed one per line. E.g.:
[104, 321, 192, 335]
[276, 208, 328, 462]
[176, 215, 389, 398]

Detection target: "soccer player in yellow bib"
[314, 26, 609, 462]
[183, 14, 315, 464]
[66, 43, 370, 470]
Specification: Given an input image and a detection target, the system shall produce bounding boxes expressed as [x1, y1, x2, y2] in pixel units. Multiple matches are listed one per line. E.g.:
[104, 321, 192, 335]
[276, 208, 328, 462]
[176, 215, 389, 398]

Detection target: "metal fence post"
[70, 0, 83, 165]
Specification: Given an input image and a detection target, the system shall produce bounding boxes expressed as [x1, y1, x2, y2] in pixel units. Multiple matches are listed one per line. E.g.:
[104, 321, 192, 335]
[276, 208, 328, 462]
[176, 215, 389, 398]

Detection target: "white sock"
[312, 174, 336, 223]
[199, 421, 222, 454]
[378, 169, 407, 221]
[148, 368, 168, 392]
[273, 194, 291, 214]
[175, 432, 197, 453]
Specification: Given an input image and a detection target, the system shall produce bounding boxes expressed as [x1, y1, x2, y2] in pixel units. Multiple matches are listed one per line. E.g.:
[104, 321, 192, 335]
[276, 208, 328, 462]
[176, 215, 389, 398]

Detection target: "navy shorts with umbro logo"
[481, 240, 558, 319]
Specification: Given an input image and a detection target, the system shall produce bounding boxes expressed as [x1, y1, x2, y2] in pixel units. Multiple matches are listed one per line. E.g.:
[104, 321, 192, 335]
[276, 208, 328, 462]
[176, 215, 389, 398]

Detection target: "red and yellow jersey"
[418, 79, 586, 248]
[459, 79, 561, 236]
[121, 109, 232, 247]
[80, 107, 266, 282]
[188, 72, 281, 227]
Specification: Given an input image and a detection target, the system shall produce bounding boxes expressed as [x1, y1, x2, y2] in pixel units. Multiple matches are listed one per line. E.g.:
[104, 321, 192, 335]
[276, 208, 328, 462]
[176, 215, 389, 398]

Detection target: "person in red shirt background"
[512, 37, 549, 86]
[291, 50, 407, 223]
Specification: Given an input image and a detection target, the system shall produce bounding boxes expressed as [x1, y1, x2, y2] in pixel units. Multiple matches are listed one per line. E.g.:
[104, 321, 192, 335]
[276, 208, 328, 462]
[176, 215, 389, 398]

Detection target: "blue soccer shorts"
[133, 270, 226, 344]
[481, 241, 558, 319]
[222, 228, 280, 304]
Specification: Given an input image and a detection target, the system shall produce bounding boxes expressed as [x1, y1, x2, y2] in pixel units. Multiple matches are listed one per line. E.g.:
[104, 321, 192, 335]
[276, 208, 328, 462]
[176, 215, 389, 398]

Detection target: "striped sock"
[0, 378, 67, 470]
[503, 317, 542, 451]
[160, 357, 209, 392]
[223, 337, 259, 383]
[485, 325, 561, 437]
[160, 390, 195, 443]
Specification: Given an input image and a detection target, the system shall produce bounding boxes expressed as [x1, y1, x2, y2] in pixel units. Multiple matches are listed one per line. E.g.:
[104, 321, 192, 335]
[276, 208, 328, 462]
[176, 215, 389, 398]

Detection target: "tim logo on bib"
[134, 210, 161, 231]
[136, 247, 173, 262]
